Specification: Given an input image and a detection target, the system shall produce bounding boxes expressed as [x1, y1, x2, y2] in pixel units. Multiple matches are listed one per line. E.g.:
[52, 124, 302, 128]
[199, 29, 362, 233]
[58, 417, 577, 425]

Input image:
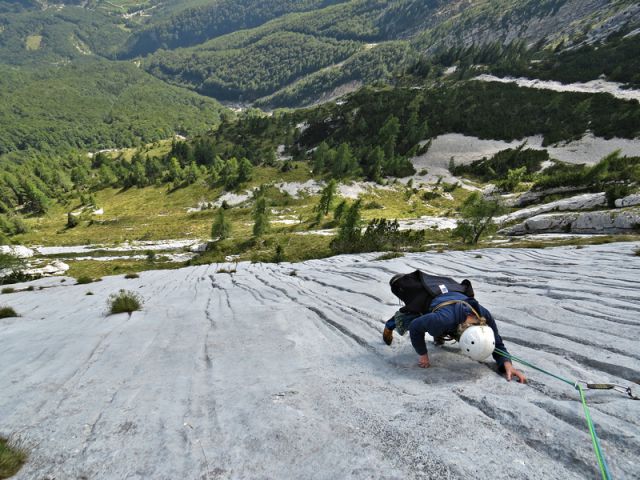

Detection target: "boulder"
[25, 261, 70, 277]
[615, 194, 640, 208]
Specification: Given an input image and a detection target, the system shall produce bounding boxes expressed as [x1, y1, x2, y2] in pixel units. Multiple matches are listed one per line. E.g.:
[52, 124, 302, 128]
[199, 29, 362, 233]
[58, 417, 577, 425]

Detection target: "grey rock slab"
[496, 193, 607, 224]
[615, 194, 640, 208]
[1, 244, 639, 479]
[502, 209, 640, 235]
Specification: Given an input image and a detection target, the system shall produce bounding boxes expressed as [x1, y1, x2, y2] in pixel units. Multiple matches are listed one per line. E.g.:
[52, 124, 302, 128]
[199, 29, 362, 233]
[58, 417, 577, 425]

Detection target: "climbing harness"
[494, 348, 639, 480]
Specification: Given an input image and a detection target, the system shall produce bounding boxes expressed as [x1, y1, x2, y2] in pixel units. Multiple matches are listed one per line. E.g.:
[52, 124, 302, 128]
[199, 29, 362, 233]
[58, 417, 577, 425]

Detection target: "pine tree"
[211, 208, 231, 240]
[313, 141, 330, 173]
[331, 200, 362, 253]
[238, 157, 253, 183]
[315, 179, 337, 221]
[453, 192, 504, 244]
[252, 195, 270, 237]
[222, 157, 240, 190]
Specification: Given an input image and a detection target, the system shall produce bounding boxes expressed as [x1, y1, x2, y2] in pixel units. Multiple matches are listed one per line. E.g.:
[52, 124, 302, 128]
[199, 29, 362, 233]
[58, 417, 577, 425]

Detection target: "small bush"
[1, 288, 15, 294]
[363, 201, 384, 210]
[0, 306, 18, 318]
[107, 290, 143, 315]
[86, 291, 94, 296]
[124, 273, 139, 279]
[634, 248, 640, 257]
[26, 286, 34, 291]
[374, 252, 404, 261]
[76, 276, 93, 285]
[0, 437, 27, 478]
[273, 244, 285, 263]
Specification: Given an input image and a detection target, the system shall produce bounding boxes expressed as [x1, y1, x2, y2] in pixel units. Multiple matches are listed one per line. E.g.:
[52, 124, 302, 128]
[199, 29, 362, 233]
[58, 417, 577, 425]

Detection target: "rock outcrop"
[496, 193, 607, 224]
[0, 245, 35, 258]
[503, 187, 589, 208]
[615, 194, 640, 208]
[500, 209, 640, 235]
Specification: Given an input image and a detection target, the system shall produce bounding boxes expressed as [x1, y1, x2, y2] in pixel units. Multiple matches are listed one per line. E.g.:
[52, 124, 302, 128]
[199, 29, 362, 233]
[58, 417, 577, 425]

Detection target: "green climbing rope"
[493, 348, 612, 480]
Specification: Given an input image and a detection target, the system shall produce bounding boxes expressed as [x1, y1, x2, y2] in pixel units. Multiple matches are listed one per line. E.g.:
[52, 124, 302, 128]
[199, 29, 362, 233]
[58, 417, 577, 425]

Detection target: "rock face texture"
[501, 209, 640, 235]
[497, 193, 607, 224]
[1, 244, 639, 479]
[615, 194, 640, 208]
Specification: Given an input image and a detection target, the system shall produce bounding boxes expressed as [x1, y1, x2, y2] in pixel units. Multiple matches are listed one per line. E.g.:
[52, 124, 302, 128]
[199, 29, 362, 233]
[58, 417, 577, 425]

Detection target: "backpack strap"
[432, 300, 483, 321]
[432, 300, 487, 340]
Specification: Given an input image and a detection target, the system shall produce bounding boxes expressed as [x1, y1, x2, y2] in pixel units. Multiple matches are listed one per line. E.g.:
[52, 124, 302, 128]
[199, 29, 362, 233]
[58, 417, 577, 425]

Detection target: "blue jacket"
[408, 292, 511, 371]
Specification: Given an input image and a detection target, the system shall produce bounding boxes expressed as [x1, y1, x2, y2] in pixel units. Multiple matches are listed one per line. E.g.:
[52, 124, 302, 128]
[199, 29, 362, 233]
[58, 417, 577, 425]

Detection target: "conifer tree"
[315, 179, 337, 221]
[252, 194, 270, 237]
[238, 157, 253, 183]
[211, 208, 231, 240]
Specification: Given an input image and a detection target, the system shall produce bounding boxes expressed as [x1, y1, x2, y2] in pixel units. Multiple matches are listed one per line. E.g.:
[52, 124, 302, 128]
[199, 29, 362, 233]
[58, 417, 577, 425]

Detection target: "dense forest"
[119, 0, 348, 58]
[493, 33, 640, 88]
[0, 60, 223, 156]
[147, 32, 362, 101]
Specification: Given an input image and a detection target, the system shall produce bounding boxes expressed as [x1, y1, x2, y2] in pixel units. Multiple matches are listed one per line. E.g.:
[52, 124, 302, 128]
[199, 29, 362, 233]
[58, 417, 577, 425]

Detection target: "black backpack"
[390, 270, 474, 314]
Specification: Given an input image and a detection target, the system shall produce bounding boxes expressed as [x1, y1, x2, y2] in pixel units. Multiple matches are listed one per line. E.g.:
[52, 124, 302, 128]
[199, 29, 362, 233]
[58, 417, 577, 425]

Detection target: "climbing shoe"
[383, 327, 393, 346]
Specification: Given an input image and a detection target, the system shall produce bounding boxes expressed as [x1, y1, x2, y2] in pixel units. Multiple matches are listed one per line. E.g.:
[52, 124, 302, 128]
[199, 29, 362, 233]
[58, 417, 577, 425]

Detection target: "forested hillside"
[119, 0, 349, 58]
[123, 0, 639, 106]
[0, 60, 223, 156]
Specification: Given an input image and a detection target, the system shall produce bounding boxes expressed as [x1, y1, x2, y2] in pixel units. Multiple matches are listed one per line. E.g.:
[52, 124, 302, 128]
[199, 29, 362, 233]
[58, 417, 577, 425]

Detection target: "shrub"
[86, 291, 94, 296]
[1, 288, 15, 294]
[124, 273, 139, 279]
[0, 306, 18, 318]
[66, 212, 79, 229]
[605, 184, 631, 208]
[363, 201, 384, 210]
[25, 286, 34, 292]
[0, 437, 27, 478]
[76, 276, 93, 285]
[374, 252, 404, 261]
[107, 290, 143, 315]
[273, 244, 285, 263]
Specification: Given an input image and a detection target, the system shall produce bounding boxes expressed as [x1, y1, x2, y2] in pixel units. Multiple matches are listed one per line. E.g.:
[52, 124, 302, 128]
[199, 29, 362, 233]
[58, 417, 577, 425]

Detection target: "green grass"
[107, 289, 143, 315]
[67, 259, 181, 281]
[76, 276, 94, 285]
[0, 437, 26, 479]
[1, 288, 15, 295]
[15, 163, 316, 247]
[0, 306, 18, 319]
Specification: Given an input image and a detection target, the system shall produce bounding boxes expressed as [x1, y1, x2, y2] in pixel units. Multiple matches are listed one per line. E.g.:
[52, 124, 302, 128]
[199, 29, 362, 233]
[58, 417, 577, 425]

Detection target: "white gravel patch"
[36, 239, 203, 256]
[213, 191, 253, 208]
[413, 133, 640, 172]
[294, 229, 335, 236]
[475, 74, 640, 102]
[0, 245, 35, 258]
[397, 216, 458, 231]
[275, 180, 323, 198]
[338, 181, 393, 199]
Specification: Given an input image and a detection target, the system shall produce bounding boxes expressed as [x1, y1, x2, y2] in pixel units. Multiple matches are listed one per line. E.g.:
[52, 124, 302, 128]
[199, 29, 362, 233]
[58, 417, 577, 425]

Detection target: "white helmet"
[459, 325, 495, 361]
